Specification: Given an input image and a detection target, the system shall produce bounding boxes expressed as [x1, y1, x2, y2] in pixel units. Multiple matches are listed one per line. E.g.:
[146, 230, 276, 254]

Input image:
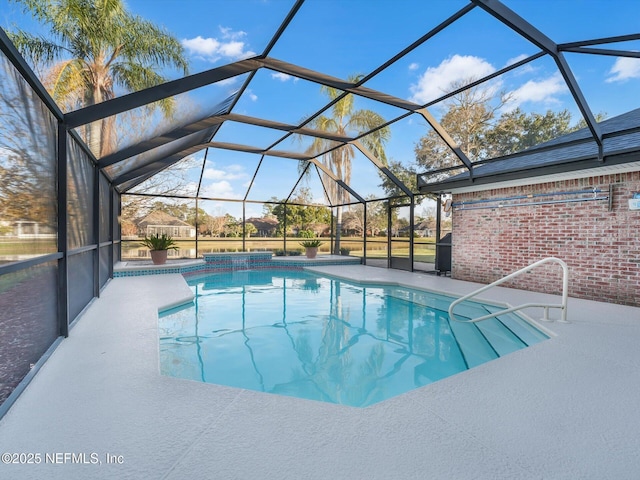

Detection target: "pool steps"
[382, 286, 547, 368]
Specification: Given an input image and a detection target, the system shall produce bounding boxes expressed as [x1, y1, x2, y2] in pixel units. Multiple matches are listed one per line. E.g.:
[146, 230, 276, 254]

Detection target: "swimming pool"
[159, 269, 548, 407]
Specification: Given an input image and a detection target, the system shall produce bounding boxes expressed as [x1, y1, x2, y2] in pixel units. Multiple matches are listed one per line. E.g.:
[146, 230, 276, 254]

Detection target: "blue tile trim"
[114, 252, 361, 277]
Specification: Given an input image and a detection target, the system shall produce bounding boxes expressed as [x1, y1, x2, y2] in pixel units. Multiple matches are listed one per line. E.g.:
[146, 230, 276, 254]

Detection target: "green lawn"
[122, 236, 436, 263]
[0, 239, 57, 256]
[0, 236, 436, 263]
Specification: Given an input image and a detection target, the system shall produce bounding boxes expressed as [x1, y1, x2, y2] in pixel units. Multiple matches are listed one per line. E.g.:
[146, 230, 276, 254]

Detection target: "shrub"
[274, 249, 303, 256]
[299, 239, 323, 248]
[140, 233, 178, 251]
[297, 230, 315, 238]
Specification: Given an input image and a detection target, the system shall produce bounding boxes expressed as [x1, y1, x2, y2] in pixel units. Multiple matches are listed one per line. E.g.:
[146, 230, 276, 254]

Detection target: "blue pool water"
[159, 269, 548, 407]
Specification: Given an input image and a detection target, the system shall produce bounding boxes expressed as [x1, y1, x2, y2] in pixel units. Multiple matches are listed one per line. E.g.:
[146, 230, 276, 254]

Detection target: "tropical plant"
[302, 74, 390, 253]
[299, 239, 323, 248]
[140, 233, 178, 251]
[8, 0, 189, 157]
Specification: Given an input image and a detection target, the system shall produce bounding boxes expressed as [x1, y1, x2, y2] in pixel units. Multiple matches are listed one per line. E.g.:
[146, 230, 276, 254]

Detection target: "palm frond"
[349, 110, 391, 164]
[110, 63, 175, 115]
[44, 59, 86, 109]
[11, 0, 58, 24]
[6, 30, 65, 65]
[120, 17, 189, 75]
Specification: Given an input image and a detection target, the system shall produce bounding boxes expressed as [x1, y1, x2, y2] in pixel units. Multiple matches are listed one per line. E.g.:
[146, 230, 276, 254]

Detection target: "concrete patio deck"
[0, 265, 639, 479]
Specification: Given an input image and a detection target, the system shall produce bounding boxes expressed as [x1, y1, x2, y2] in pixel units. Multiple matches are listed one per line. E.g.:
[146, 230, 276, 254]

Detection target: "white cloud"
[181, 27, 256, 63]
[227, 164, 246, 174]
[200, 180, 240, 199]
[182, 36, 220, 56]
[213, 77, 240, 88]
[408, 62, 419, 71]
[219, 26, 247, 41]
[203, 164, 247, 181]
[409, 54, 496, 104]
[271, 72, 292, 82]
[219, 41, 246, 58]
[502, 73, 568, 112]
[202, 168, 227, 180]
[504, 54, 536, 76]
[505, 54, 529, 67]
[606, 56, 640, 83]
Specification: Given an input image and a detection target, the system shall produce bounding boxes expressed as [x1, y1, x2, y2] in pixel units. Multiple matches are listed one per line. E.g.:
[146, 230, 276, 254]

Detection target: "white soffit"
[448, 161, 640, 194]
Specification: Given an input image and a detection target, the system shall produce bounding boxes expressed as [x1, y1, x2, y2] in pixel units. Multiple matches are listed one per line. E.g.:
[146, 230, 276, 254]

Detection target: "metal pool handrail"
[448, 257, 569, 324]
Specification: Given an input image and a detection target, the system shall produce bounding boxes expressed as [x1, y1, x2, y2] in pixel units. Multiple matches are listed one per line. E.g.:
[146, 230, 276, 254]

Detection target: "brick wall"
[451, 171, 640, 306]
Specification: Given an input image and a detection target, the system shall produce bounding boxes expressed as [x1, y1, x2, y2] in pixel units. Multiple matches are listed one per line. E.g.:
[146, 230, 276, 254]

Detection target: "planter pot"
[150, 250, 168, 265]
[305, 247, 318, 259]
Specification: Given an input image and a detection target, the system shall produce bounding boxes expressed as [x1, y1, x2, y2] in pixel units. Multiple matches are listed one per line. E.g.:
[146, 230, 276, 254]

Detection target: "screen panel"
[0, 52, 58, 263]
[0, 261, 59, 404]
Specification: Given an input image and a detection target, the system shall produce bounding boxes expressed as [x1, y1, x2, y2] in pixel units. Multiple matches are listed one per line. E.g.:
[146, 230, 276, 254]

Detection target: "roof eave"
[419, 150, 640, 194]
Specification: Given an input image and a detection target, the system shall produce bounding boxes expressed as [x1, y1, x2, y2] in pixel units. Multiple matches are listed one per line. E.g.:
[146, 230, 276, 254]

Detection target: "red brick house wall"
[451, 171, 640, 306]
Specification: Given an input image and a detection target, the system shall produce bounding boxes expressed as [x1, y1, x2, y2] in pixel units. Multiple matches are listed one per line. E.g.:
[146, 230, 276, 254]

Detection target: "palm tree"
[304, 75, 390, 253]
[8, 0, 189, 157]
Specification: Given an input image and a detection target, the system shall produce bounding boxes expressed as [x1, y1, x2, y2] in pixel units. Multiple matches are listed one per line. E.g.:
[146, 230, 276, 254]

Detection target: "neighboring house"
[310, 223, 330, 237]
[414, 220, 435, 237]
[398, 220, 435, 237]
[136, 211, 195, 238]
[292, 223, 330, 237]
[245, 217, 278, 237]
[11, 220, 56, 238]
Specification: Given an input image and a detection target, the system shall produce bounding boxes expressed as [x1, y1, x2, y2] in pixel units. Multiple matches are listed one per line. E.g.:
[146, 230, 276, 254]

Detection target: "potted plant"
[299, 239, 323, 259]
[140, 233, 178, 265]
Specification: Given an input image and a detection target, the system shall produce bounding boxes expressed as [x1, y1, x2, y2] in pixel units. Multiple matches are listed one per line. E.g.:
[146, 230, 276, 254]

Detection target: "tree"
[8, 0, 189, 157]
[144, 201, 188, 221]
[303, 75, 390, 253]
[414, 82, 509, 179]
[270, 189, 331, 236]
[485, 108, 573, 156]
[185, 206, 210, 227]
[207, 215, 227, 237]
[222, 214, 242, 237]
[0, 57, 57, 231]
[379, 159, 417, 199]
[262, 198, 279, 218]
[341, 205, 365, 237]
[244, 222, 257, 238]
[414, 79, 602, 179]
[365, 201, 387, 237]
[340, 196, 395, 238]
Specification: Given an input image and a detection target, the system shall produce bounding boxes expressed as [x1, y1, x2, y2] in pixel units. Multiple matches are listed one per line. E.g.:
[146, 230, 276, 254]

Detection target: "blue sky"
[2, 0, 640, 218]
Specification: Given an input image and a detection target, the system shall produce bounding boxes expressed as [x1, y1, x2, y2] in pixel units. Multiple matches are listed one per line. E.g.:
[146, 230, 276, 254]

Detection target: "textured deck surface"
[1, 266, 639, 479]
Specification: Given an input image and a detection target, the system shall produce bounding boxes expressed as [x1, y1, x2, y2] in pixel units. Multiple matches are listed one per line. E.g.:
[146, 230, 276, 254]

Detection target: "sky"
[2, 0, 640, 219]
